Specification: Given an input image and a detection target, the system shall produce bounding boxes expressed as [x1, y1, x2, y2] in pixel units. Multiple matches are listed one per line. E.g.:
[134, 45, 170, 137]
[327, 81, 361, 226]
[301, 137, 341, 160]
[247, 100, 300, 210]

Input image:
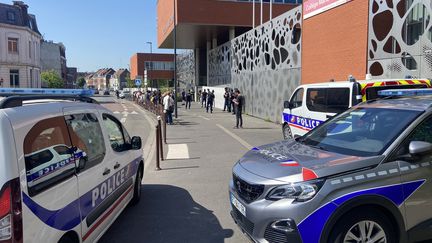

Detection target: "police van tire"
[282, 124, 292, 140]
[328, 208, 396, 243]
[130, 165, 143, 206]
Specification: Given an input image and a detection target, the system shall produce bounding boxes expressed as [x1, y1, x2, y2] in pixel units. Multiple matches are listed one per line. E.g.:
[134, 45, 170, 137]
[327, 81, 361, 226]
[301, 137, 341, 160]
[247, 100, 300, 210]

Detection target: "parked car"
[282, 78, 431, 139]
[231, 88, 432, 243]
[0, 88, 144, 242]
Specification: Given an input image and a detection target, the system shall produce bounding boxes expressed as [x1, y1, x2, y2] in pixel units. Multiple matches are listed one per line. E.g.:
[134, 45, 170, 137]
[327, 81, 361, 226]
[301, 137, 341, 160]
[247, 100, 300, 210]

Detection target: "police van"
[0, 89, 144, 242]
[282, 78, 431, 139]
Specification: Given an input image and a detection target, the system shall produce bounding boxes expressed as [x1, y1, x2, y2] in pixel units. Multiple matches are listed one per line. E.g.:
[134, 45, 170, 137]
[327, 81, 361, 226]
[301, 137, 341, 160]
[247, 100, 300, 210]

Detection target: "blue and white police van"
[281, 78, 431, 139]
[0, 89, 144, 242]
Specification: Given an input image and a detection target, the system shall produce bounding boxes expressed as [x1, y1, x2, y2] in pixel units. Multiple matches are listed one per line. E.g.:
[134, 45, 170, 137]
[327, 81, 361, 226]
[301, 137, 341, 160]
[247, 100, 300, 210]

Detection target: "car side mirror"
[284, 101, 292, 109]
[131, 136, 142, 150]
[409, 141, 432, 156]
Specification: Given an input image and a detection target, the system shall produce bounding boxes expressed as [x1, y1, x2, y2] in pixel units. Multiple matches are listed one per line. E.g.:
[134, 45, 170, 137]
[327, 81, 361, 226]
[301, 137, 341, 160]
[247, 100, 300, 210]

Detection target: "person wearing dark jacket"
[185, 91, 192, 109]
[233, 89, 244, 128]
[223, 87, 231, 112]
[201, 90, 208, 108]
[206, 90, 215, 113]
[230, 89, 236, 115]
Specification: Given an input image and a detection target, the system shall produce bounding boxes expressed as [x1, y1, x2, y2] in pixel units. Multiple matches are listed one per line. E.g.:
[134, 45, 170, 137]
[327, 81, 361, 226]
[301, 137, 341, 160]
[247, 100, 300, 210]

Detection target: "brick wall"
[301, 0, 369, 84]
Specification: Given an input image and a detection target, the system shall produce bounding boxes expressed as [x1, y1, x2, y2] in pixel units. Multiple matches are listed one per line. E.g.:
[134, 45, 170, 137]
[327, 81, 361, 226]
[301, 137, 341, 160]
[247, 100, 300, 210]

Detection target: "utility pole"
[260, 0, 263, 25]
[146, 42, 152, 89]
[252, 0, 255, 28]
[174, 0, 178, 118]
[270, 0, 272, 20]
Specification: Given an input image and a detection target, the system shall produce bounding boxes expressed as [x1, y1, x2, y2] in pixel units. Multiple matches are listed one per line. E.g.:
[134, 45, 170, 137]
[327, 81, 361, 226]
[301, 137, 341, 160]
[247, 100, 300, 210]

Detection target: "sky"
[2, 0, 173, 72]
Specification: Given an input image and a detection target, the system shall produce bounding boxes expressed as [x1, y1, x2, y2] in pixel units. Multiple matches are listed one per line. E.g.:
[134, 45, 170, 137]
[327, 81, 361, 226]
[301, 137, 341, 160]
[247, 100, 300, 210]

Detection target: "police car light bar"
[378, 88, 432, 97]
[0, 88, 94, 97]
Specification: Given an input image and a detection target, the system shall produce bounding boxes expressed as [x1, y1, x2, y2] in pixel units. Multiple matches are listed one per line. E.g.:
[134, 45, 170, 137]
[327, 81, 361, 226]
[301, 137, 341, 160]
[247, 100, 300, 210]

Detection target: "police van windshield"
[298, 107, 422, 157]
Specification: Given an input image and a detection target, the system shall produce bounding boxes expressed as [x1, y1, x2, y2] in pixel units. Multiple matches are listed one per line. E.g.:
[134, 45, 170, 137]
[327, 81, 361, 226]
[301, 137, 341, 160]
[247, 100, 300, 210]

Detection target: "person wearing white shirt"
[163, 91, 174, 125]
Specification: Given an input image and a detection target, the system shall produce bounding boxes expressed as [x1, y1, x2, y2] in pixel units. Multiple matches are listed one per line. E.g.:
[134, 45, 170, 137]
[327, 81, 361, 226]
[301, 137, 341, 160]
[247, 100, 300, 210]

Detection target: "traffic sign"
[135, 79, 142, 87]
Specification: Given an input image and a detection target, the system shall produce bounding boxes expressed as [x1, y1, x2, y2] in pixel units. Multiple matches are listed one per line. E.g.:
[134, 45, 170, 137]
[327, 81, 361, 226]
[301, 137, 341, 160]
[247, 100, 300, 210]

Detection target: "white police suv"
[0, 88, 144, 242]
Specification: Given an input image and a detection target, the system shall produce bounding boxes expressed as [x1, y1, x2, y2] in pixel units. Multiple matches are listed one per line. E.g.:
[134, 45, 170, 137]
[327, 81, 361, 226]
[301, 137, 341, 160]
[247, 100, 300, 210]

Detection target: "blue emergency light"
[378, 88, 432, 97]
[0, 88, 94, 96]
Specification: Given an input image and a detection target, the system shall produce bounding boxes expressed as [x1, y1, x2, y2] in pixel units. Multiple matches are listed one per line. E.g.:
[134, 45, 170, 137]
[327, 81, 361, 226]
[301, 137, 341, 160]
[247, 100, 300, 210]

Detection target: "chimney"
[13, 1, 29, 27]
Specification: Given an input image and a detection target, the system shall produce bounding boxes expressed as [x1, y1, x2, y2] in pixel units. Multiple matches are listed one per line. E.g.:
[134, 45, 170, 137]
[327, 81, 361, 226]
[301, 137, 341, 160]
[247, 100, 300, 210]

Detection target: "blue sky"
[2, 0, 172, 72]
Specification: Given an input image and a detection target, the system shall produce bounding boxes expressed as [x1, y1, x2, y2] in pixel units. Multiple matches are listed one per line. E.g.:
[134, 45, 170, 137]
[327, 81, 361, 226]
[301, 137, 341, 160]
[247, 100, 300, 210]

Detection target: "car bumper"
[229, 181, 303, 243]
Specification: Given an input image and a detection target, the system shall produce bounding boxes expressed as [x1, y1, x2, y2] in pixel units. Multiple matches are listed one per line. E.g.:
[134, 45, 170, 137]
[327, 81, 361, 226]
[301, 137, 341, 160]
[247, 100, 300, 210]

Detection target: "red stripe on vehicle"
[302, 168, 318, 181]
[82, 186, 134, 241]
[288, 123, 311, 131]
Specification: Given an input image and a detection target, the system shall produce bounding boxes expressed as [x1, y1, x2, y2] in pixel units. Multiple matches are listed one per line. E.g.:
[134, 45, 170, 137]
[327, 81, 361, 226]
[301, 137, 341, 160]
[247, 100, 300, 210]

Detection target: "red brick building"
[130, 53, 175, 87]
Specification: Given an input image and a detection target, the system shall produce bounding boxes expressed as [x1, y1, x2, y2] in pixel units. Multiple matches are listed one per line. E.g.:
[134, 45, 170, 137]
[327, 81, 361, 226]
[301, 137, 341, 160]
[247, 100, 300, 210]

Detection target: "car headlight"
[267, 179, 325, 202]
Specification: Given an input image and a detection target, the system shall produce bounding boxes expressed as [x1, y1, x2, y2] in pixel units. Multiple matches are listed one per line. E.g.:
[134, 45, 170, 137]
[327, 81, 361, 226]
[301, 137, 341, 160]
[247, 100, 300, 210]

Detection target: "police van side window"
[306, 88, 349, 113]
[24, 117, 76, 196]
[65, 113, 106, 172]
[290, 88, 304, 108]
[102, 114, 128, 152]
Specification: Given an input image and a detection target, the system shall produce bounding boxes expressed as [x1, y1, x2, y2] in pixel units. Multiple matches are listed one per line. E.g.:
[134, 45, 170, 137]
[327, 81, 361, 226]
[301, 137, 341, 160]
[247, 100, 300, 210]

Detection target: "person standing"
[233, 89, 244, 128]
[206, 90, 215, 113]
[223, 87, 231, 112]
[181, 89, 186, 105]
[163, 91, 174, 125]
[230, 89, 236, 115]
[185, 90, 192, 109]
[201, 89, 208, 108]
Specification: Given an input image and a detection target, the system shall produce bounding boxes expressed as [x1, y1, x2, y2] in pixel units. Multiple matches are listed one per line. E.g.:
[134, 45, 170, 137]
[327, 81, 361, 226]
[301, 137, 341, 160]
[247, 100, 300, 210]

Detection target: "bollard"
[155, 124, 161, 171]
[163, 113, 167, 144]
[157, 116, 164, 161]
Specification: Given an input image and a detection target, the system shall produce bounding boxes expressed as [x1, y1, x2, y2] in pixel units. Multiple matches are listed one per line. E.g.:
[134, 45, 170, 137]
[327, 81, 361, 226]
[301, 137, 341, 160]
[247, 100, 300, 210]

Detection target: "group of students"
[199, 89, 216, 113]
[223, 87, 244, 129]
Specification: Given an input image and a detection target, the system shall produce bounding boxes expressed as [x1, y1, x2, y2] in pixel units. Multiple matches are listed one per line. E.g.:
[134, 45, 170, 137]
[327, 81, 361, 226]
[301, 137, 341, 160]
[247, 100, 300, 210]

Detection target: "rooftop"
[0, 1, 40, 35]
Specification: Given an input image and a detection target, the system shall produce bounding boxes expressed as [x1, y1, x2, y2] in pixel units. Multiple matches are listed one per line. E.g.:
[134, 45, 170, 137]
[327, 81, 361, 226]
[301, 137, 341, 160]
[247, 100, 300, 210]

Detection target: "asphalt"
[100, 100, 283, 243]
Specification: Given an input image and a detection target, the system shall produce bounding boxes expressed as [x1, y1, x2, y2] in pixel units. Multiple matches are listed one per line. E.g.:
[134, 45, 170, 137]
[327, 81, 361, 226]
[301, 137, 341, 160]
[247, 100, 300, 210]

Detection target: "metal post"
[163, 114, 167, 144]
[157, 116, 164, 161]
[155, 124, 161, 171]
[270, 0, 272, 20]
[174, 0, 178, 118]
[146, 42, 153, 89]
[252, 0, 255, 28]
[260, 0, 263, 26]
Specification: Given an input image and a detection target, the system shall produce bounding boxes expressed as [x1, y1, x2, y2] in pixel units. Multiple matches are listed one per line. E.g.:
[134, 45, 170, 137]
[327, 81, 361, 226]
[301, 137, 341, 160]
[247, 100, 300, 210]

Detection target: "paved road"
[99, 99, 282, 243]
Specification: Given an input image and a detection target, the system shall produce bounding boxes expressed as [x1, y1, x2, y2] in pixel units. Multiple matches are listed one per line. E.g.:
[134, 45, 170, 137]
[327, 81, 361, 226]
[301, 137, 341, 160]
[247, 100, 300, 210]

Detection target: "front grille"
[233, 174, 264, 203]
[264, 224, 288, 243]
[232, 207, 254, 235]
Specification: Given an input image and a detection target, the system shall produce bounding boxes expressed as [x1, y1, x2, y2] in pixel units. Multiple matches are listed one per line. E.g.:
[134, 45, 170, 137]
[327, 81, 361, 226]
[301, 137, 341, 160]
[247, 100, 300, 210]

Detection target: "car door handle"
[114, 162, 120, 170]
[103, 168, 111, 176]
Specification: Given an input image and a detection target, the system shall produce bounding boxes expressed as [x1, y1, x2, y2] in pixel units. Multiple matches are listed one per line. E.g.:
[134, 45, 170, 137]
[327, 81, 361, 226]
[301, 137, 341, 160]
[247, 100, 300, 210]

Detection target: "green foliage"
[126, 77, 134, 88]
[41, 71, 64, 88]
[76, 77, 86, 88]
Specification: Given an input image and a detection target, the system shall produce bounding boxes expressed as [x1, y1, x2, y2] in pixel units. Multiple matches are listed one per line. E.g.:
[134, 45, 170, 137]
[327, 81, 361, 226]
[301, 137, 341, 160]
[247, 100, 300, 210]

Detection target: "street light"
[146, 42, 152, 90]
[173, 0, 178, 118]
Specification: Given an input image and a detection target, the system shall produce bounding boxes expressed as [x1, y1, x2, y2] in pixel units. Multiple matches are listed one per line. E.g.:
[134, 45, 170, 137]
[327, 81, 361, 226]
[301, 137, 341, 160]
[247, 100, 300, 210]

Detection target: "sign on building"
[303, 0, 351, 19]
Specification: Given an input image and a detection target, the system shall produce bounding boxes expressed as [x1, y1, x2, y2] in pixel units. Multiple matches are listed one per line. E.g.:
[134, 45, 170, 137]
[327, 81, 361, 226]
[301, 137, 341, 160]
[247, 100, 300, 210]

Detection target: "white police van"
[282, 78, 431, 139]
[0, 88, 144, 242]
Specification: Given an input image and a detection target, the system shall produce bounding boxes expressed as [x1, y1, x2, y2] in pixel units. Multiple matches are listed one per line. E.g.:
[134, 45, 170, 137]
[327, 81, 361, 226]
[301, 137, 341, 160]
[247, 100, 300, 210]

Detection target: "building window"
[29, 41, 32, 58]
[7, 11, 15, 21]
[8, 38, 18, 54]
[30, 69, 33, 86]
[10, 70, 19, 87]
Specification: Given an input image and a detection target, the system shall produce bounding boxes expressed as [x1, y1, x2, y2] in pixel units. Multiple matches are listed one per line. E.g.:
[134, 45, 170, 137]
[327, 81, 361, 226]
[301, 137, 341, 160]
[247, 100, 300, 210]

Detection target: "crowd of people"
[134, 87, 244, 128]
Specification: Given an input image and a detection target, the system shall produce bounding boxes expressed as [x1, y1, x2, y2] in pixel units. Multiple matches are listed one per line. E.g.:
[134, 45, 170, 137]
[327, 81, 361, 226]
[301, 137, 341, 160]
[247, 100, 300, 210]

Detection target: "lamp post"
[173, 0, 178, 118]
[146, 42, 152, 89]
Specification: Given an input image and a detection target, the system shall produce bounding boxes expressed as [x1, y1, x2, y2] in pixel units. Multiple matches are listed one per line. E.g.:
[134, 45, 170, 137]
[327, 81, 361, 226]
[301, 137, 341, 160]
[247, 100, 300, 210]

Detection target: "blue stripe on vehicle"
[22, 157, 141, 231]
[283, 113, 323, 130]
[297, 180, 425, 243]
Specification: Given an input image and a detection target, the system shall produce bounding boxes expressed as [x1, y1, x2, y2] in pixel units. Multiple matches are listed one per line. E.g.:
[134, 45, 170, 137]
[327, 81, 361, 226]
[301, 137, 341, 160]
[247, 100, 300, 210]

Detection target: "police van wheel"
[282, 124, 292, 140]
[130, 165, 143, 206]
[328, 208, 396, 243]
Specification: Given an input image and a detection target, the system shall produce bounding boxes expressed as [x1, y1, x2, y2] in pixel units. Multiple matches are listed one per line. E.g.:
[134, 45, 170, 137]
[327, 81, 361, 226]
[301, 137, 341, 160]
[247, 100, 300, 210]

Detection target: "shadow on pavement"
[100, 184, 234, 243]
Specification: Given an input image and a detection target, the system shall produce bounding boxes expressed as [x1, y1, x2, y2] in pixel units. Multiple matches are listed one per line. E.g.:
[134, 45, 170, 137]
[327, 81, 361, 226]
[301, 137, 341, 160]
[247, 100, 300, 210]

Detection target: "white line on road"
[113, 111, 120, 114]
[131, 111, 138, 115]
[216, 124, 253, 150]
[166, 144, 190, 160]
[120, 118, 126, 123]
[198, 115, 210, 121]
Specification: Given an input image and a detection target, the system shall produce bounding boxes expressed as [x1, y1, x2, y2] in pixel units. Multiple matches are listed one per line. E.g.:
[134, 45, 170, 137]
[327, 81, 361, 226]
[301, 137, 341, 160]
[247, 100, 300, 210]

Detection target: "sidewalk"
[103, 101, 283, 243]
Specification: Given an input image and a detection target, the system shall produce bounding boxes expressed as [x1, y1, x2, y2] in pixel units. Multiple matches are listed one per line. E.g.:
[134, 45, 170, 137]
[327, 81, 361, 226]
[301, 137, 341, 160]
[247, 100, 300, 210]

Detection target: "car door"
[285, 87, 307, 137]
[63, 109, 112, 242]
[20, 116, 81, 242]
[391, 116, 432, 242]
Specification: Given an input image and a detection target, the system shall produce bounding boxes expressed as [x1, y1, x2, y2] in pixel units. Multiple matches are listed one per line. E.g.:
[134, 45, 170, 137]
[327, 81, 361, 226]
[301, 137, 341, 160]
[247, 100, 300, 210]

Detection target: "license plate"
[231, 193, 246, 217]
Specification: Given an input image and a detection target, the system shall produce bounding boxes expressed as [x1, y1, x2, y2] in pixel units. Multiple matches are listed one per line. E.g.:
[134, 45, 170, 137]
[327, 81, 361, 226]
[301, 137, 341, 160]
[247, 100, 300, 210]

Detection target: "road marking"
[198, 115, 210, 121]
[166, 144, 190, 160]
[120, 118, 126, 123]
[113, 111, 120, 114]
[131, 111, 138, 115]
[216, 124, 253, 150]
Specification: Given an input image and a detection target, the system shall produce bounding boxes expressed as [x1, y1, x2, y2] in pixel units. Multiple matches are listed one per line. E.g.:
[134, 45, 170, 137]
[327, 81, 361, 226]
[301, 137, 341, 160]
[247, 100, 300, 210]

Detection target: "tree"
[126, 77, 134, 88]
[41, 71, 64, 88]
[76, 77, 86, 88]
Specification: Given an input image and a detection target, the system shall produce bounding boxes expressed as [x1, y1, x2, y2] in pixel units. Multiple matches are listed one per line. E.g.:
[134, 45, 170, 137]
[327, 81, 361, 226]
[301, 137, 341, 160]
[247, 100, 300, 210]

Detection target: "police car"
[282, 78, 431, 139]
[231, 88, 432, 243]
[0, 88, 144, 242]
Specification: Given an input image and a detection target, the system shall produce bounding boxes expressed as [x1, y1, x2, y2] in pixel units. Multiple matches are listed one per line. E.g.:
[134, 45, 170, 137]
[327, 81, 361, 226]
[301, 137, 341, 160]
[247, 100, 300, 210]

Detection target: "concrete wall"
[40, 41, 62, 77]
